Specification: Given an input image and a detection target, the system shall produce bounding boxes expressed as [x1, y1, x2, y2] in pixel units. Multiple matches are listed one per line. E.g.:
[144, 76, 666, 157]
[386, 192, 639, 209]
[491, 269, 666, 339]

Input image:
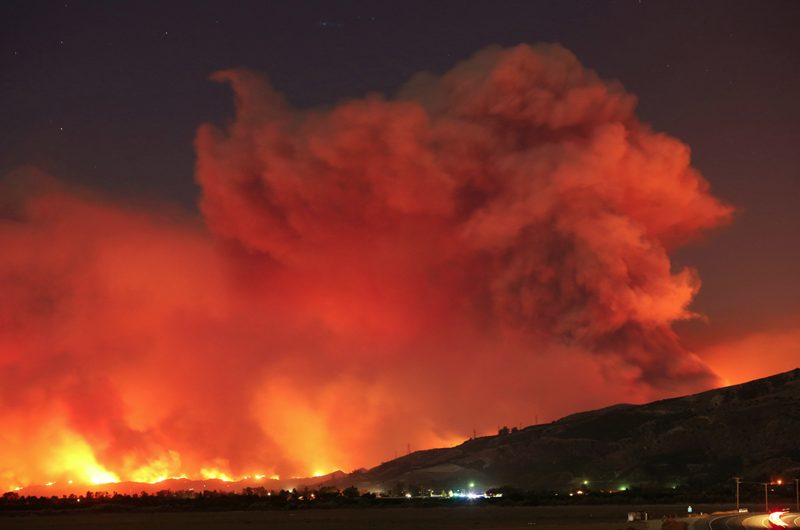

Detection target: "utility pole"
[407, 443, 410, 455]
[762, 483, 769, 513]
[795, 478, 799, 513]
[733, 477, 742, 512]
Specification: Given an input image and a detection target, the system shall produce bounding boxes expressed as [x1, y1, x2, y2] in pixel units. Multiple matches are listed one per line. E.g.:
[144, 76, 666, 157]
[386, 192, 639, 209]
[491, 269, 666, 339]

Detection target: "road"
[695, 512, 800, 529]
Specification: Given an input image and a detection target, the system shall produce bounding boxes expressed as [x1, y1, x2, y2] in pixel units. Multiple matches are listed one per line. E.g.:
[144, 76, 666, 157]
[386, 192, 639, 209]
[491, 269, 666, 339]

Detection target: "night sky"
[1, 0, 799, 489]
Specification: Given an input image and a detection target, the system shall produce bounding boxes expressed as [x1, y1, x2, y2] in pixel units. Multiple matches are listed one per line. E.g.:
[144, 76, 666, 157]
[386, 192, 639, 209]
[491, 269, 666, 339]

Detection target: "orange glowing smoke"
[693, 314, 800, 386]
[0, 44, 732, 490]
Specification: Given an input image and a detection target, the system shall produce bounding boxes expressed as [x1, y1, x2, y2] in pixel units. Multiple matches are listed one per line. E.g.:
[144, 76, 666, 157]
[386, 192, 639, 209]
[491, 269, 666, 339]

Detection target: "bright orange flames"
[200, 465, 234, 482]
[0, 414, 120, 489]
[88, 468, 119, 485]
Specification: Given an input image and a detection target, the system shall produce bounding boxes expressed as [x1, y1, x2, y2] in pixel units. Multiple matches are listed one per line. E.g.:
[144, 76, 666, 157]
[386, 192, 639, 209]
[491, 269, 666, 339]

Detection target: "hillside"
[334, 368, 800, 492]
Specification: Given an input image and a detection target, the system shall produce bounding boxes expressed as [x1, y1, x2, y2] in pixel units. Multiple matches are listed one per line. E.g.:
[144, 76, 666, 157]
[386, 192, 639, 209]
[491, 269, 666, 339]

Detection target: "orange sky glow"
[3, 44, 793, 493]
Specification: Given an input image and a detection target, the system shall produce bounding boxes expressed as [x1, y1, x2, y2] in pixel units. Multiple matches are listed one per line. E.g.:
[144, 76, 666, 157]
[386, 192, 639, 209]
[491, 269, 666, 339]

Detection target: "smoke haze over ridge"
[1, 44, 732, 490]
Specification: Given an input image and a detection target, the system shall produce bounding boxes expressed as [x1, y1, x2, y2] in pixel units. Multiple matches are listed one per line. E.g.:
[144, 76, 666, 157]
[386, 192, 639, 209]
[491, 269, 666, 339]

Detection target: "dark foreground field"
[0, 504, 738, 529]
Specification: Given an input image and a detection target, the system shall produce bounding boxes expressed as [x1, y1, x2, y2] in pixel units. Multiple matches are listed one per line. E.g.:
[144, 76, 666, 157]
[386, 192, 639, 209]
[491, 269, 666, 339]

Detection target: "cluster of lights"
[445, 483, 503, 499]
[569, 481, 589, 497]
[449, 492, 494, 499]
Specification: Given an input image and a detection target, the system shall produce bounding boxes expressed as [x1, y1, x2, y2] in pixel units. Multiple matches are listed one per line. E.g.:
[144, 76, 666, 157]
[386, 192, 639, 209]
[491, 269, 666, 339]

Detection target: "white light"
[769, 512, 788, 528]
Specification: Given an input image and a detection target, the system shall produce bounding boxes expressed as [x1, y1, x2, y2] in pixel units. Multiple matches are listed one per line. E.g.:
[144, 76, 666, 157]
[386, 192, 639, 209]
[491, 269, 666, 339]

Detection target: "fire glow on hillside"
[0, 44, 732, 491]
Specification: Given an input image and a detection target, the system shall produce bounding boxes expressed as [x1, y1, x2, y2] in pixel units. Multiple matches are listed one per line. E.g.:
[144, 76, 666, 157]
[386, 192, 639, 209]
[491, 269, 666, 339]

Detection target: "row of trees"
[0, 486, 380, 513]
[497, 426, 519, 435]
[4, 482, 795, 513]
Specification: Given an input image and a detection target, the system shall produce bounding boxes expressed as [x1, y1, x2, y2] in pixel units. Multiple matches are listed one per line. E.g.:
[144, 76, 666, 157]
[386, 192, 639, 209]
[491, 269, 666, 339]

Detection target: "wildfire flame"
[200, 466, 234, 482]
[88, 467, 119, 485]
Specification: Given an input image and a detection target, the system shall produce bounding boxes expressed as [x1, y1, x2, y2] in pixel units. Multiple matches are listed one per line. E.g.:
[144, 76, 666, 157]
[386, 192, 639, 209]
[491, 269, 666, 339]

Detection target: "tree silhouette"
[342, 486, 360, 498]
[391, 482, 406, 496]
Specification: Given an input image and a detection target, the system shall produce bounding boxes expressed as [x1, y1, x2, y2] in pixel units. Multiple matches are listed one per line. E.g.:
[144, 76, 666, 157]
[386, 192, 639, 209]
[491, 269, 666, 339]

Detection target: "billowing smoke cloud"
[0, 44, 732, 490]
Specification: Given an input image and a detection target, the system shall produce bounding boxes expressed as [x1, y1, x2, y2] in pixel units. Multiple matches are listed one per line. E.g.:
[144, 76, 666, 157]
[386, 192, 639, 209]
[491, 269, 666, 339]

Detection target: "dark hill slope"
[342, 368, 800, 492]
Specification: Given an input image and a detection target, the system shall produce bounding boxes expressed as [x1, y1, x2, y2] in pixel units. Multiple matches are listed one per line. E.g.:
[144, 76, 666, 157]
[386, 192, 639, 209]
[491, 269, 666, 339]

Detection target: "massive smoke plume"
[0, 44, 731, 490]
